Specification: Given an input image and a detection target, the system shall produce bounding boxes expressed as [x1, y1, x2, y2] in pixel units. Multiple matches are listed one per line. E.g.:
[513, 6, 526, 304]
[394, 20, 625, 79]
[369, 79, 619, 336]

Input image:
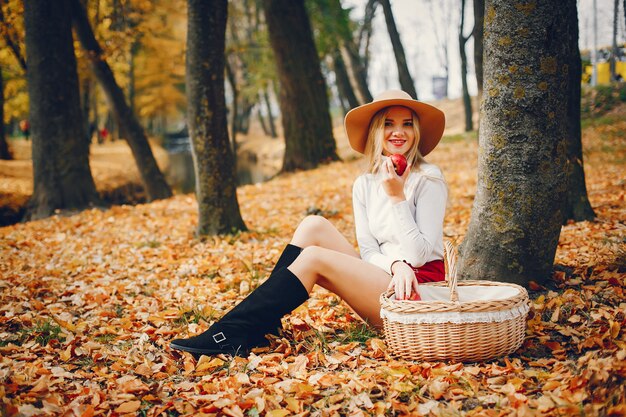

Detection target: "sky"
[343, 0, 625, 101]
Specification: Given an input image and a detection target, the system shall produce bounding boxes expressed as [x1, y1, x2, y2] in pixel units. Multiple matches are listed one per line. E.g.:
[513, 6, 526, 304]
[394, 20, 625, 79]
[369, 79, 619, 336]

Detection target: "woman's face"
[381, 106, 415, 156]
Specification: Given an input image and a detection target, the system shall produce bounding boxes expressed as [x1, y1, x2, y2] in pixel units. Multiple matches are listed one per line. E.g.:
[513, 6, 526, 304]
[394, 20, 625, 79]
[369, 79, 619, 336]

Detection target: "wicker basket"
[379, 241, 530, 362]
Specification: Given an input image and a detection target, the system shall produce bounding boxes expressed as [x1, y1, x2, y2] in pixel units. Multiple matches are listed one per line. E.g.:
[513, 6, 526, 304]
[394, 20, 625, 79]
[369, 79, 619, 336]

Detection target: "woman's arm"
[390, 173, 448, 266]
[353, 177, 396, 273]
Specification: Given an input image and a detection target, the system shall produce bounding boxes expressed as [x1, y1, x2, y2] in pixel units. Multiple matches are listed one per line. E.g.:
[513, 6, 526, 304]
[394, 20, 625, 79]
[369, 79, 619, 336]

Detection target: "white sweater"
[352, 162, 448, 275]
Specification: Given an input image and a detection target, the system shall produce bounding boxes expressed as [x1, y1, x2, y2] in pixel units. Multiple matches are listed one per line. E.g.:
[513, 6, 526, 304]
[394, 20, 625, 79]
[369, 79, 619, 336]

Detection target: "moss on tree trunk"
[24, 0, 100, 220]
[458, 0, 575, 286]
[186, 0, 246, 236]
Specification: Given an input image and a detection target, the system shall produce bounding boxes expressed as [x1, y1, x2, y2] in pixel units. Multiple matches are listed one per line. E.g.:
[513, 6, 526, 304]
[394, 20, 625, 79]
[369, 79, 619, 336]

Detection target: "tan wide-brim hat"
[344, 90, 446, 156]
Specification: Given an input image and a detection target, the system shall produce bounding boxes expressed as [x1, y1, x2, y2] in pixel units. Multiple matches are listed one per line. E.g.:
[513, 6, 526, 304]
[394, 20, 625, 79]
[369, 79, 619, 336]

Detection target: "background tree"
[0, 71, 10, 159]
[23, 0, 100, 220]
[263, 0, 339, 172]
[307, 0, 360, 110]
[0, 0, 27, 160]
[473, 0, 484, 102]
[457, 0, 575, 286]
[331, 0, 372, 104]
[70, 0, 172, 201]
[187, 0, 246, 235]
[378, 0, 417, 99]
[563, 3, 596, 222]
[459, 0, 473, 131]
[610, 0, 619, 82]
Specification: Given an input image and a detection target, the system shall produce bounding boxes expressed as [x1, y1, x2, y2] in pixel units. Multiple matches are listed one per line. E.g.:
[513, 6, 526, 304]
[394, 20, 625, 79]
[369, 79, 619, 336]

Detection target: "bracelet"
[390, 259, 408, 276]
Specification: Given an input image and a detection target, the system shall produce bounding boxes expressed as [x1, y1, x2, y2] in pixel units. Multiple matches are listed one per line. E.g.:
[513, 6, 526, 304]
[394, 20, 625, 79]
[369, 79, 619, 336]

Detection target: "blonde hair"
[363, 107, 424, 174]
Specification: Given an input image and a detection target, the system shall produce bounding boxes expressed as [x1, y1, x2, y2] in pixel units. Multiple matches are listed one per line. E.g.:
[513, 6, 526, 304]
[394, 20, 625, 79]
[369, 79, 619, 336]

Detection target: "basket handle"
[443, 240, 459, 302]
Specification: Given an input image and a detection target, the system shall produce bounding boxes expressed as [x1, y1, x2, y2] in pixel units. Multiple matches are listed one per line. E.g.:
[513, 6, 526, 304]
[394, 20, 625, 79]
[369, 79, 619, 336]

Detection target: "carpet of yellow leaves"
[0, 117, 625, 416]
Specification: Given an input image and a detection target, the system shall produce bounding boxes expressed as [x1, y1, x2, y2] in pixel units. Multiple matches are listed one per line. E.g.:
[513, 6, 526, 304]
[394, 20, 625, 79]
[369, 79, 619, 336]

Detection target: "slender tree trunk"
[257, 105, 270, 136]
[82, 77, 92, 144]
[333, 51, 360, 110]
[357, 0, 377, 80]
[473, 0, 484, 101]
[344, 41, 373, 103]
[225, 58, 238, 155]
[69, 0, 172, 200]
[0, 70, 11, 160]
[23, 0, 100, 220]
[187, 0, 246, 236]
[563, 4, 596, 222]
[263, 0, 339, 172]
[610, 0, 618, 81]
[459, 0, 473, 132]
[378, 0, 417, 99]
[128, 39, 139, 112]
[457, 0, 573, 286]
[263, 87, 277, 138]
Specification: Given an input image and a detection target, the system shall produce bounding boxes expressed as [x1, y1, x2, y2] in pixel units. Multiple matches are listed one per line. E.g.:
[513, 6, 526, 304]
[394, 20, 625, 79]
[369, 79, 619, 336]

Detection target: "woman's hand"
[388, 261, 419, 300]
[381, 157, 411, 203]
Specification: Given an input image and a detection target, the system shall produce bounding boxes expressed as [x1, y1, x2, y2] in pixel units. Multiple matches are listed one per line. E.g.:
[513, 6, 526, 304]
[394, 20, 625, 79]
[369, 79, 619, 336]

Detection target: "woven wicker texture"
[380, 241, 530, 362]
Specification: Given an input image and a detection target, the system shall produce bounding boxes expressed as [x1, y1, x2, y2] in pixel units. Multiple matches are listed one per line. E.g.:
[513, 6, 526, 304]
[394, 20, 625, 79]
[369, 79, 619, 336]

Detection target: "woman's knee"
[293, 215, 332, 246]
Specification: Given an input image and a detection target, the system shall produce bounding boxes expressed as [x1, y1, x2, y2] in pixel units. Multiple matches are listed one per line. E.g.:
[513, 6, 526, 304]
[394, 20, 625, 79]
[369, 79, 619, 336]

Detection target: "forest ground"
[0, 99, 625, 416]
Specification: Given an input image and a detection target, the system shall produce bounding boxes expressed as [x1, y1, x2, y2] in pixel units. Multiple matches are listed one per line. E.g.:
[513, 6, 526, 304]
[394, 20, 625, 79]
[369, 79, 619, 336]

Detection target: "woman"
[170, 89, 447, 357]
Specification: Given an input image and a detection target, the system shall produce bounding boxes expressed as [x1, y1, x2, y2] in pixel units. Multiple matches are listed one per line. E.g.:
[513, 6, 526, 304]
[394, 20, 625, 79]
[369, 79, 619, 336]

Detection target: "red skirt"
[410, 260, 445, 283]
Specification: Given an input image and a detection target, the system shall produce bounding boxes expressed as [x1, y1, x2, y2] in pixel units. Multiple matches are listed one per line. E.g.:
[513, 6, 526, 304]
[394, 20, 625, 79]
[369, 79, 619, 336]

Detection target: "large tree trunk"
[23, 0, 100, 220]
[457, 0, 573, 286]
[263, 0, 339, 172]
[459, 0, 473, 132]
[563, 4, 596, 222]
[69, 0, 172, 201]
[378, 0, 417, 99]
[0, 70, 12, 160]
[332, 51, 360, 110]
[473, 0, 484, 101]
[187, 0, 246, 236]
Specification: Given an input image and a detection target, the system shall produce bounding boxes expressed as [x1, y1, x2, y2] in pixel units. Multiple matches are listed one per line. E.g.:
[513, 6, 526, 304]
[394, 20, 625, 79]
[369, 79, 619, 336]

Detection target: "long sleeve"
[353, 176, 397, 273]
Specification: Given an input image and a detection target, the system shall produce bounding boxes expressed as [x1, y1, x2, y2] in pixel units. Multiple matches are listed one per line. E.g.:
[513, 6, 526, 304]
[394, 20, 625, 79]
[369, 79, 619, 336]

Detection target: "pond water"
[164, 134, 273, 193]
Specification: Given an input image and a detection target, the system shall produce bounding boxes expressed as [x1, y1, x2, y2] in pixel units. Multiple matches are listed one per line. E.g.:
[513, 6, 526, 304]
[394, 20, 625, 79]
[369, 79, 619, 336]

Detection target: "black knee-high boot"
[170, 244, 305, 357]
[170, 267, 309, 356]
[262, 244, 303, 337]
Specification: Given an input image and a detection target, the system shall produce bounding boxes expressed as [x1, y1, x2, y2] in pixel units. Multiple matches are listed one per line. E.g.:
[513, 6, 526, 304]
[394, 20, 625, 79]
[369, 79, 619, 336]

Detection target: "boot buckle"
[213, 332, 226, 343]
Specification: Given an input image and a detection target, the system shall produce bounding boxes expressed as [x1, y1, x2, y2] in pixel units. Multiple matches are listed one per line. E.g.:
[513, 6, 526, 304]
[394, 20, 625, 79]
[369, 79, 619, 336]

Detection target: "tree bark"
[378, 0, 417, 99]
[263, 0, 339, 172]
[332, 51, 360, 110]
[23, 0, 100, 220]
[69, 0, 172, 201]
[457, 0, 573, 286]
[610, 0, 618, 81]
[187, 0, 246, 236]
[562, 3, 596, 222]
[473, 0, 484, 101]
[459, 0, 473, 132]
[0, 70, 11, 160]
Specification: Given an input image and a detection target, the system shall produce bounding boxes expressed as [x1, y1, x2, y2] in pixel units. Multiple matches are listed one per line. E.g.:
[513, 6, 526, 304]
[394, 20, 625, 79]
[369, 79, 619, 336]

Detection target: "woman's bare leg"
[287, 215, 392, 328]
[290, 215, 359, 257]
[288, 247, 391, 328]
